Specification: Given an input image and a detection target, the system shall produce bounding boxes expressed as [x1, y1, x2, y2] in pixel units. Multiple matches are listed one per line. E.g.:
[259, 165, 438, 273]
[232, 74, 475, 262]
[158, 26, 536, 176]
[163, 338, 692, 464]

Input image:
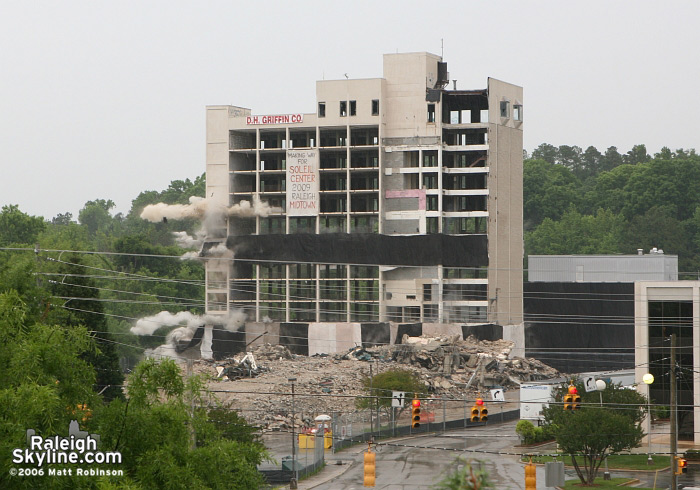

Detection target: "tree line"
[524, 143, 700, 276]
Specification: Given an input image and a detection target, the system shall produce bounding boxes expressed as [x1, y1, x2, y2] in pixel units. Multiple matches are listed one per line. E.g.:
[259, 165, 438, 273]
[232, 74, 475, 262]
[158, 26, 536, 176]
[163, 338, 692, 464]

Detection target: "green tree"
[601, 146, 624, 172]
[0, 204, 46, 246]
[542, 382, 646, 485]
[45, 253, 124, 401]
[96, 358, 268, 489]
[526, 208, 626, 255]
[357, 368, 428, 409]
[531, 143, 557, 164]
[0, 290, 103, 489]
[78, 199, 116, 236]
[623, 144, 650, 166]
[523, 159, 581, 230]
[581, 145, 603, 179]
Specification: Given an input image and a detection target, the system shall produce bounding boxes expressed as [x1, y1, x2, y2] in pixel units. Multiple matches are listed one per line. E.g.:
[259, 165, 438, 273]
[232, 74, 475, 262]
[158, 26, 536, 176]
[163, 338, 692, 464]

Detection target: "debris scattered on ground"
[196, 336, 561, 431]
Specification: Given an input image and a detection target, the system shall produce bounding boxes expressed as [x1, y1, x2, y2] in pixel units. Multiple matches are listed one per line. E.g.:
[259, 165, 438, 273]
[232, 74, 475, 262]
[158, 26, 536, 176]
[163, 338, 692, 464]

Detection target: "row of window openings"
[404, 174, 486, 191]
[249, 176, 378, 193]
[386, 305, 486, 323]
[319, 100, 380, 118]
[210, 265, 488, 286]
[257, 133, 379, 149]
[385, 284, 487, 302]
[236, 283, 485, 303]
[253, 215, 484, 235]
[258, 215, 379, 234]
[403, 152, 486, 169]
[429, 102, 523, 123]
[257, 303, 379, 322]
[500, 101, 523, 122]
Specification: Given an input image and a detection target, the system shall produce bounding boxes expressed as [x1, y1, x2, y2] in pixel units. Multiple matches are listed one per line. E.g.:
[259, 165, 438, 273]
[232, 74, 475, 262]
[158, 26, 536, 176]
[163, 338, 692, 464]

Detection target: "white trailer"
[520, 383, 557, 422]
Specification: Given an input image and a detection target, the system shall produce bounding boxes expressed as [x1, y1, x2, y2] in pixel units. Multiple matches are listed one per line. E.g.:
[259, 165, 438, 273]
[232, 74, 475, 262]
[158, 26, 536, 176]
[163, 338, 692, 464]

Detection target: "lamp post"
[596, 379, 610, 481]
[642, 373, 654, 465]
[289, 377, 297, 489]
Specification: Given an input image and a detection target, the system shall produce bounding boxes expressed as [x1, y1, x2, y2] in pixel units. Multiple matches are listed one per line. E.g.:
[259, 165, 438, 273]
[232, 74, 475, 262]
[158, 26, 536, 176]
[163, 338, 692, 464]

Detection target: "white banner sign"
[286, 150, 319, 216]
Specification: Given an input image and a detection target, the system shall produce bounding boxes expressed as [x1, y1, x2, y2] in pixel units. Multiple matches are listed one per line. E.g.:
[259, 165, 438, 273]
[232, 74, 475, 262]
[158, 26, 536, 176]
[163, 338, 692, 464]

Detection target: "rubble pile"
[198, 336, 561, 431]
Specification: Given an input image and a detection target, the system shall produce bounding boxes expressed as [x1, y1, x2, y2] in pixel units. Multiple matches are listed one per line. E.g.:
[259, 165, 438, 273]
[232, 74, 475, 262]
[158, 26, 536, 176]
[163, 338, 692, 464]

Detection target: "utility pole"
[369, 363, 374, 435]
[289, 377, 297, 489]
[670, 334, 677, 490]
[186, 359, 195, 449]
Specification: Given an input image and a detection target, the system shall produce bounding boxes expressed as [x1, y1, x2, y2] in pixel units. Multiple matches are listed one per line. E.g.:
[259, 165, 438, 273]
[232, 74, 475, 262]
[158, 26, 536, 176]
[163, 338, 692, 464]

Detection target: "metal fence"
[331, 399, 519, 452]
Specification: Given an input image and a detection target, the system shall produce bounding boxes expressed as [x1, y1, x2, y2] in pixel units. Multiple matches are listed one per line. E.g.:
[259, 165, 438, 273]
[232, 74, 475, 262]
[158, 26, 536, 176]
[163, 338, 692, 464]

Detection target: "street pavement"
[304, 420, 539, 489]
[286, 420, 700, 489]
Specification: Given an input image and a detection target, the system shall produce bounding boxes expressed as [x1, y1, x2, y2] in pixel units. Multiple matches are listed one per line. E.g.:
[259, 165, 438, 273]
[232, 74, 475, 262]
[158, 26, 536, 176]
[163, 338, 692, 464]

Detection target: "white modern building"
[204, 52, 523, 330]
[635, 281, 699, 444]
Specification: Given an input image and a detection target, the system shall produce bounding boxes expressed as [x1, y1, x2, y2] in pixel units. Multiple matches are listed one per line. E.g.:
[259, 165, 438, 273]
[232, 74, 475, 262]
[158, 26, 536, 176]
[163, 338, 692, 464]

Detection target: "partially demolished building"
[203, 52, 523, 354]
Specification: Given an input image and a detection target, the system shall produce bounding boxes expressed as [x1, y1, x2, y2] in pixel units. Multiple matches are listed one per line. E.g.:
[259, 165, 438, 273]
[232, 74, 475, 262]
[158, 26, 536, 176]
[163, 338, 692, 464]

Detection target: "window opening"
[318, 102, 326, 118]
[350, 100, 356, 116]
[371, 99, 379, 116]
[513, 104, 523, 121]
[500, 100, 509, 118]
[340, 101, 347, 117]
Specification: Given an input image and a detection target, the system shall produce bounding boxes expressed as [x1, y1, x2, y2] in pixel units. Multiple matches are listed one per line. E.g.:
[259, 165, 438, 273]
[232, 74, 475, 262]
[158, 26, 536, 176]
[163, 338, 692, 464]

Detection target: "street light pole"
[670, 334, 677, 490]
[289, 377, 297, 489]
[643, 373, 655, 465]
[596, 379, 610, 481]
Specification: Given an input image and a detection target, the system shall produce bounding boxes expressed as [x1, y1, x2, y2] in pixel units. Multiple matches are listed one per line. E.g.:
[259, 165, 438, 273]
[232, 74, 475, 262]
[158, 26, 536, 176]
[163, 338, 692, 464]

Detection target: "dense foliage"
[0, 290, 267, 489]
[541, 382, 646, 485]
[357, 368, 428, 409]
[524, 144, 700, 276]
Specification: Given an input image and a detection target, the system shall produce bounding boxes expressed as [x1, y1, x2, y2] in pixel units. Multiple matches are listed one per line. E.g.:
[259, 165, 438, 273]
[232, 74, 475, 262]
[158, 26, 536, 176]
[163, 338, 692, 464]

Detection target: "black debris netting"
[361, 323, 390, 348]
[182, 325, 205, 351]
[524, 282, 635, 373]
[280, 323, 308, 356]
[395, 323, 423, 343]
[222, 233, 487, 268]
[211, 325, 246, 360]
[461, 324, 503, 342]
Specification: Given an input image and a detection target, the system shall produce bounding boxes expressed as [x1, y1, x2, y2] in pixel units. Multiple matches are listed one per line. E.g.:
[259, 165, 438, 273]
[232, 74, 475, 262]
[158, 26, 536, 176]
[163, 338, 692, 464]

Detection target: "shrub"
[516, 420, 537, 444]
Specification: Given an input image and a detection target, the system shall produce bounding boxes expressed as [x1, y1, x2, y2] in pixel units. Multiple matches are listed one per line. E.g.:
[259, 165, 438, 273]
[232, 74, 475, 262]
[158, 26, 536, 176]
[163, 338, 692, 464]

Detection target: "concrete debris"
[198, 335, 560, 431]
[215, 351, 268, 380]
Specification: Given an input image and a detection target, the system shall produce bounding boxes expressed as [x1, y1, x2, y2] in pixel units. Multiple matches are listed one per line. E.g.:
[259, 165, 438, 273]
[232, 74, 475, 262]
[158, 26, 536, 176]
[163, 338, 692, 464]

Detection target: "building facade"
[204, 52, 523, 328]
[528, 252, 678, 283]
[635, 281, 700, 444]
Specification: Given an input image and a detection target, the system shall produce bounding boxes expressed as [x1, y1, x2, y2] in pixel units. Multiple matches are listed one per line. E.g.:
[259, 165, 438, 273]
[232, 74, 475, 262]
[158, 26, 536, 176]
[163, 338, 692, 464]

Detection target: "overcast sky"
[2, 1, 698, 220]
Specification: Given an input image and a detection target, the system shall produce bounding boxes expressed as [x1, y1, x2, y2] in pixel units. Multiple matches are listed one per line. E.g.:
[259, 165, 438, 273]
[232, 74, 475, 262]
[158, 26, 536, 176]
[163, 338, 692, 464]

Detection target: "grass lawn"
[562, 477, 654, 488]
[523, 453, 668, 471]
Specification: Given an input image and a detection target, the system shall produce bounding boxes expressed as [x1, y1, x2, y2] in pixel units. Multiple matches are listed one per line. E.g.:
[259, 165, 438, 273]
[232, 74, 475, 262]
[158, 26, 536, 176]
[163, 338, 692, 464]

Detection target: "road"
[313, 420, 544, 489]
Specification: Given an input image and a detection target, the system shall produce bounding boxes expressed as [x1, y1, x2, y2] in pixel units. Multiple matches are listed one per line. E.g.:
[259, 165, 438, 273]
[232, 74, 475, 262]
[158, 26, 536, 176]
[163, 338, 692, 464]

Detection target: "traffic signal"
[676, 457, 688, 475]
[470, 404, 479, 422]
[364, 446, 376, 487]
[477, 398, 488, 422]
[525, 460, 536, 490]
[564, 385, 580, 410]
[411, 398, 421, 429]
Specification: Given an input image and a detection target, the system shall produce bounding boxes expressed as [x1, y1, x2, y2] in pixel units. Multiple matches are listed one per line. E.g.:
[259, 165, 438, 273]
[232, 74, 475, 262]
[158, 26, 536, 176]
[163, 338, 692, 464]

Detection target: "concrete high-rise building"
[205, 52, 523, 333]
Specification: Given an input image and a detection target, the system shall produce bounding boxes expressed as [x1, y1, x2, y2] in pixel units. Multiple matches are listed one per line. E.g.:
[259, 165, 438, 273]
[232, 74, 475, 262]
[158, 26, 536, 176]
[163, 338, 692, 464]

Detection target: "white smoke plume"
[205, 242, 233, 258]
[140, 196, 215, 223]
[131, 310, 247, 337]
[131, 311, 206, 336]
[141, 196, 278, 224]
[228, 196, 277, 218]
[179, 251, 201, 261]
[173, 230, 206, 249]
